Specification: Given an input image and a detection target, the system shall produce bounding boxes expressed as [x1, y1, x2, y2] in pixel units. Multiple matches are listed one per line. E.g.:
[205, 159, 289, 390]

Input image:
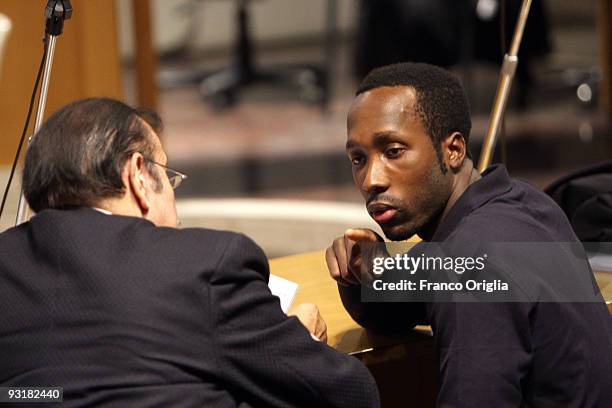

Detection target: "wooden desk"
[270, 250, 612, 352]
[270, 250, 612, 407]
[270, 250, 432, 354]
[270, 250, 438, 407]
[597, 269, 612, 313]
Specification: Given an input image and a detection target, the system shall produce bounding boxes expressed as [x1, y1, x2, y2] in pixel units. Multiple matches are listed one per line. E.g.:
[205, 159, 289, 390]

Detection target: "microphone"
[45, 0, 73, 36]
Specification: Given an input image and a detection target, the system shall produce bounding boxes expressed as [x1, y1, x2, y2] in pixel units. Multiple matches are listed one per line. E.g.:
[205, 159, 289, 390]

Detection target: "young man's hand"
[326, 228, 382, 286]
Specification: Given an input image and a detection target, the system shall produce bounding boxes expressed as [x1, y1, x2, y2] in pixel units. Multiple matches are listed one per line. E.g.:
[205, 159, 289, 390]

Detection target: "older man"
[0, 98, 379, 407]
[327, 63, 612, 406]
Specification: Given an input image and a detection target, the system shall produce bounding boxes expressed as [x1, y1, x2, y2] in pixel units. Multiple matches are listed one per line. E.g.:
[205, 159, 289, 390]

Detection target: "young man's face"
[346, 86, 452, 241]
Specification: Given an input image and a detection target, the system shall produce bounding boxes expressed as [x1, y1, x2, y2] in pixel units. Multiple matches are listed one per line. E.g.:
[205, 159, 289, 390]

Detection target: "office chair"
[159, 0, 338, 111]
[201, 0, 337, 110]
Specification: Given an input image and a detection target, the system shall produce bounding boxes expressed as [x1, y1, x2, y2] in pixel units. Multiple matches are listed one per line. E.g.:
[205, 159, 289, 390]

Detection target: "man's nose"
[361, 159, 389, 196]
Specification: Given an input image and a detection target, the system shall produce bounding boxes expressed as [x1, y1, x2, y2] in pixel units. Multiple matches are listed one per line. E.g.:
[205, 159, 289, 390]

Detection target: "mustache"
[366, 193, 406, 209]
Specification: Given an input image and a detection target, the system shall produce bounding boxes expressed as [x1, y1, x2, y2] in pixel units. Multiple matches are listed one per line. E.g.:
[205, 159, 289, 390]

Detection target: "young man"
[0, 98, 379, 407]
[326, 62, 612, 406]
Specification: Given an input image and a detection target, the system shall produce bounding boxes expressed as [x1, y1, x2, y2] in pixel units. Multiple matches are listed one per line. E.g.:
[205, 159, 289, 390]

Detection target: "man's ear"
[442, 132, 467, 172]
[126, 152, 150, 215]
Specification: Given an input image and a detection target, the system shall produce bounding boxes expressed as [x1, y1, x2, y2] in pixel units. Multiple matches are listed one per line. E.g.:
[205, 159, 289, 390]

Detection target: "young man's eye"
[385, 147, 404, 158]
[350, 155, 365, 166]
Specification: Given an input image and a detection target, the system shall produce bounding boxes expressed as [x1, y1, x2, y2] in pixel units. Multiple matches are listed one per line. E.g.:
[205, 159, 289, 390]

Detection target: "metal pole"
[477, 0, 532, 173]
[322, 0, 338, 113]
[34, 36, 57, 131]
[14, 0, 71, 226]
[15, 34, 58, 225]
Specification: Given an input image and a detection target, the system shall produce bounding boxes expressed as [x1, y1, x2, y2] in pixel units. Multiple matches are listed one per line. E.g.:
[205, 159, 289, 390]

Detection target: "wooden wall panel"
[0, 0, 123, 165]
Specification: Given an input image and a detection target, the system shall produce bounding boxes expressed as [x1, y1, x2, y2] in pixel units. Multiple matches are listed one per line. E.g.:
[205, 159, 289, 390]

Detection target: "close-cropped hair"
[357, 62, 472, 162]
[23, 97, 163, 213]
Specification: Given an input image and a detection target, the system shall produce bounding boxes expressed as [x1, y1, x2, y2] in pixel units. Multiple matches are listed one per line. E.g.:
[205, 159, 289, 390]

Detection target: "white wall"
[116, 0, 357, 59]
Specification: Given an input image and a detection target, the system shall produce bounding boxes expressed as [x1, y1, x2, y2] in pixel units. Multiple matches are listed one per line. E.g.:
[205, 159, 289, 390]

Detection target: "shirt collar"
[92, 207, 112, 215]
[432, 164, 513, 241]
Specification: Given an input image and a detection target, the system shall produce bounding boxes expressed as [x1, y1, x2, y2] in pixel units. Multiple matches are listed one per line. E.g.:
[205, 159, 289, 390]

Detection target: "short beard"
[435, 147, 448, 175]
[382, 158, 451, 241]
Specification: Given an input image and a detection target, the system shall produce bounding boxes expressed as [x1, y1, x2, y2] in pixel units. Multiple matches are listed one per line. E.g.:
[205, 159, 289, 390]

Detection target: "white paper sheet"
[268, 274, 299, 313]
[589, 253, 612, 273]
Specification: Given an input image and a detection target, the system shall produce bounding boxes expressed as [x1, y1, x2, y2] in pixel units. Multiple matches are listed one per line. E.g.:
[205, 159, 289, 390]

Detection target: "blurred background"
[0, 0, 610, 256]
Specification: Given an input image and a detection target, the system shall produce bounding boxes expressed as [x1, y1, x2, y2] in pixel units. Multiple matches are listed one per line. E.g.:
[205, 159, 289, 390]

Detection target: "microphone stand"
[477, 0, 532, 173]
[15, 0, 73, 225]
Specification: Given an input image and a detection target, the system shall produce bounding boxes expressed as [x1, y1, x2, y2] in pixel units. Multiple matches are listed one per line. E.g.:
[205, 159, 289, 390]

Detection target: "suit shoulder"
[157, 226, 241, 242]
[164, 227, 260, 249]
[450, 186, 574, 242]
[148, 227, 265, 263]
[449, 210, 550, 242]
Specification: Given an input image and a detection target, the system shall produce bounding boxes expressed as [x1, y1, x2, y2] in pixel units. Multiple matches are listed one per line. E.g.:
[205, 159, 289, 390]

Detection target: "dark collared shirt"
[341, 165, 612, 407]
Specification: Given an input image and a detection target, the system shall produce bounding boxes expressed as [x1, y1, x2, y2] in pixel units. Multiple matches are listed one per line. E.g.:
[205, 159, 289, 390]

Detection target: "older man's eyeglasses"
[145, 159, 188, 190]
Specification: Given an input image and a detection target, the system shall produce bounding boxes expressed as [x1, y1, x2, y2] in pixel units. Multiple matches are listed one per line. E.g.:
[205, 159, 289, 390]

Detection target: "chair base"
[199, 63, 329, 110]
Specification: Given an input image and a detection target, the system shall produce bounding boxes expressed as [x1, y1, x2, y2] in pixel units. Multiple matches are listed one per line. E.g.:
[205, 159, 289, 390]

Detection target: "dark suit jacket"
[0, 208, 379, 407]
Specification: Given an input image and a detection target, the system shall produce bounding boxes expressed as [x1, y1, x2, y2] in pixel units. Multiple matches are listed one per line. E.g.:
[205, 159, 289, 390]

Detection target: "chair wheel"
[299, 83, 325, 104]
[208, 90, 238, 110]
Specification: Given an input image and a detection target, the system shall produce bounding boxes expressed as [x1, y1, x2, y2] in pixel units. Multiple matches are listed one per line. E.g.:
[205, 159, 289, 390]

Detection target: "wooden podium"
[270, 250, 612, 407]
